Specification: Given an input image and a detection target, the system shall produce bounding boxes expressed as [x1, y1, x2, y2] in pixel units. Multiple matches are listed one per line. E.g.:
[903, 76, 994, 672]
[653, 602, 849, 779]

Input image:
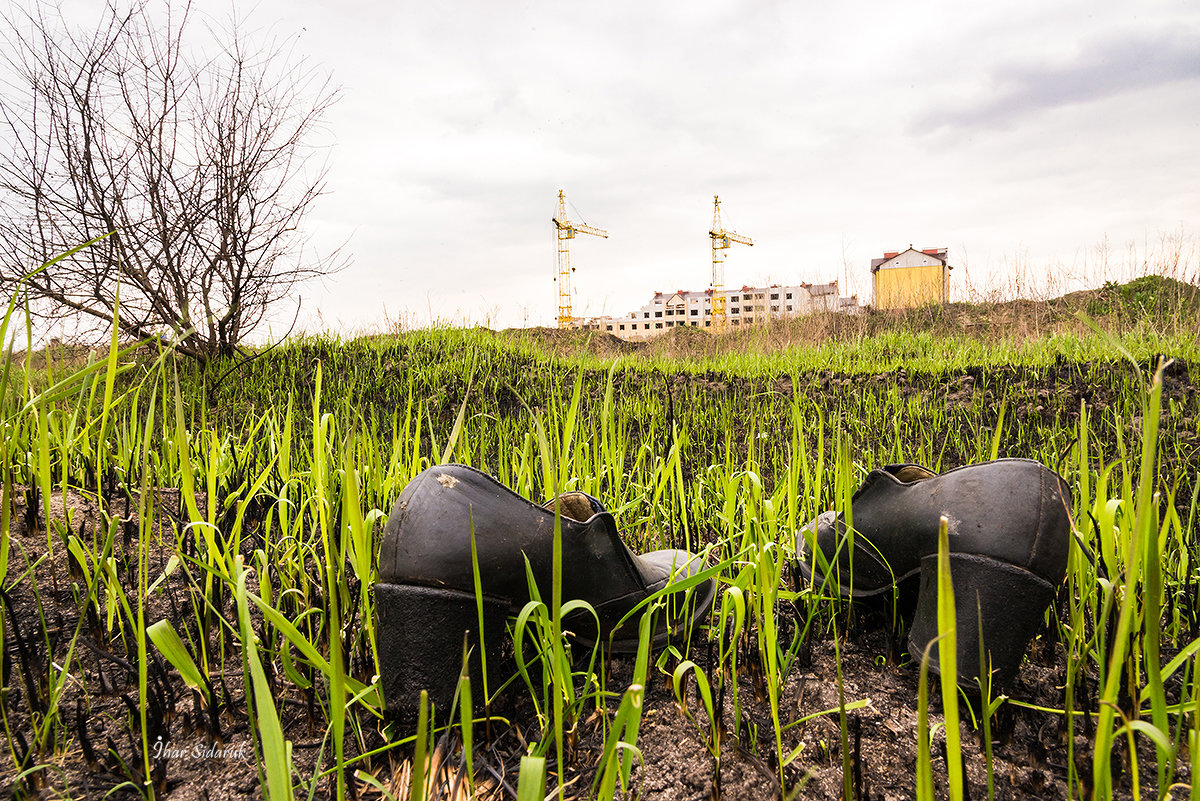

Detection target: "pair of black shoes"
[375, 459, 1072, 718]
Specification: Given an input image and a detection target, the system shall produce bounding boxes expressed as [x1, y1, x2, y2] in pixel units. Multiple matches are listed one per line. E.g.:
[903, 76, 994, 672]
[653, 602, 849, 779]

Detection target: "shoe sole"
[376, 576, 718, 721]
[908, 552, 1057, 689]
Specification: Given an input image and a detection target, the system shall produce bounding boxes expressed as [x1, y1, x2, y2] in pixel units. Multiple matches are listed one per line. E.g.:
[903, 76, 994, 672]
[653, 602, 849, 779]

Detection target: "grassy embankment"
[0, 274, 1197, 799]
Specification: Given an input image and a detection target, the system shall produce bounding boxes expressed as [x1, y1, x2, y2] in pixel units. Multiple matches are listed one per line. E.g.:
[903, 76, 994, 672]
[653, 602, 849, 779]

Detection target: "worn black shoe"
[375, 464, 715, 718]
[795, 458, 1073, 688]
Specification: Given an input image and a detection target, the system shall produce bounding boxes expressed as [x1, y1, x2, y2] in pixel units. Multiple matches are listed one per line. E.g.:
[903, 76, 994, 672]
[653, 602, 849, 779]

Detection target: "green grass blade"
[516, 754, 546, 801]
[236, 558, 293, 800]
[935, 516, 963, 801]
[147, 619, 209, 701]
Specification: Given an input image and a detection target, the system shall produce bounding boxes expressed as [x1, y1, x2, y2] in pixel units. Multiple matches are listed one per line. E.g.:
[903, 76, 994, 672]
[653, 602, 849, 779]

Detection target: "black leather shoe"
[376, 464, 716, 718]
[795, 458, 1072, 688]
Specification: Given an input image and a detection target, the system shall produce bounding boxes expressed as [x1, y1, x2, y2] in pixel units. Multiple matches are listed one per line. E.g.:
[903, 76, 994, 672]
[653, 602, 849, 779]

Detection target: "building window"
[606, 325, 613, 331]
[655, 322, 663, 329]
[644, 312, 649, 319]
[731, 319, 739, 326]
[655, 311, 662, 318]
[770, 293, 779, 300]
[665, 309, 673, 316]
[785, 305, 792, 312]
[731, 295, 739, 302]
[619, 324, 625, 331]
[690, 309, 698, 316]
[731, 307, 739, 314]
[786, 293, 792, 299]
[771, 305, 779, 312]
[644, 323, 650, 329]
[705, 320, 711, 327]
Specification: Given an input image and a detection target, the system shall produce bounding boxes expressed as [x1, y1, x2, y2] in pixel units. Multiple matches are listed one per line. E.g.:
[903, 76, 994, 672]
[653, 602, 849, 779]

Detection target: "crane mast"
[553, 190, 608, 329]
[709, 195, 753, 331]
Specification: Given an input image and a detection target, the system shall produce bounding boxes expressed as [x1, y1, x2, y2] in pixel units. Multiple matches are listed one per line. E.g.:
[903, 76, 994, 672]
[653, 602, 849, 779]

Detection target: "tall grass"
[0, 270, 1197, 798]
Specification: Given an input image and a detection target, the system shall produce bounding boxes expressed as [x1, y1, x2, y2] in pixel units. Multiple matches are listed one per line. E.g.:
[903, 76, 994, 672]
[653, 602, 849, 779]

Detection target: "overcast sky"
[236, 0, 1197, 333]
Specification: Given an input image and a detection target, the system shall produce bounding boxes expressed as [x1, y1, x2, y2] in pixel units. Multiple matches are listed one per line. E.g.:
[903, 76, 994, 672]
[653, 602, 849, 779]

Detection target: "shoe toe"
[639, 548, 705, 582]
[794, 510, 838, 584]
[604, 548, 715, 652]
[640, 548, 716, 612]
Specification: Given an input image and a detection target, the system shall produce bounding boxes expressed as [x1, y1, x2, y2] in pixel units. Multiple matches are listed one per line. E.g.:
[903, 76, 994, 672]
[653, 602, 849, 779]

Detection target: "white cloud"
[219, 0, 1200, 333]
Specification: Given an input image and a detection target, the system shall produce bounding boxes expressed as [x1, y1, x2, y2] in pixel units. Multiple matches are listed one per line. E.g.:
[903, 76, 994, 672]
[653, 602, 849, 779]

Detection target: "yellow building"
[871, 247, 951, 309]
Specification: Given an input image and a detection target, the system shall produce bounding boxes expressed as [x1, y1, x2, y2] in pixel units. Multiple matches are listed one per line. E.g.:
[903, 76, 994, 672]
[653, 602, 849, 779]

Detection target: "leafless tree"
[0, 1, 341, 361]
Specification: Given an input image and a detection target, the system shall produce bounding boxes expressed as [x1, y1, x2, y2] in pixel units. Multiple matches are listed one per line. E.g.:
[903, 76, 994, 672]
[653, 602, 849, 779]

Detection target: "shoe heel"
[375, 583, 508, 722]
[908, 553, 1056, 688]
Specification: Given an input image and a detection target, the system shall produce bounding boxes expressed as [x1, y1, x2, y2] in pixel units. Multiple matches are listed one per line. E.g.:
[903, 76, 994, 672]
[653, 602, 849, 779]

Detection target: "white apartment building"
[577, 281, 854, 340]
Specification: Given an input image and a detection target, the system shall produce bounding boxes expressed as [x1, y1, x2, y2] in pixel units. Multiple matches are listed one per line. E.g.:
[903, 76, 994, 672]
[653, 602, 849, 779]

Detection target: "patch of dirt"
[499, 326, 645, 357]
[455, 585, 1178, 801]
[0, 486, 386, 800]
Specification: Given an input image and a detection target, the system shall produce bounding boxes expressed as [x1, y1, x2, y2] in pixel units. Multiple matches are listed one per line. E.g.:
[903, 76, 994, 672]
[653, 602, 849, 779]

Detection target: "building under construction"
[554, 191, 860, 338]
[576, 282, 857, 340]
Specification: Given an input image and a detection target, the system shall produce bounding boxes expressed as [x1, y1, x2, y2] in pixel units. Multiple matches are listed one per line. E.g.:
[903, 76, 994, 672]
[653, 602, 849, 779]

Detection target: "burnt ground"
[1, 360, 1198, 800]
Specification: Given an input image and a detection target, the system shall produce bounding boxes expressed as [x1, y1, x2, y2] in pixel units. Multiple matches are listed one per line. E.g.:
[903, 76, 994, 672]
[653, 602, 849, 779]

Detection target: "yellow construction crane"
[553, 189, 608, 329]
[709, 195, 753, 331]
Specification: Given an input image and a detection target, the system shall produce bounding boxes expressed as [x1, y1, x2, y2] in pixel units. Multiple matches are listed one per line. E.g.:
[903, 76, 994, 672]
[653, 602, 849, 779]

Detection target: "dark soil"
[2, 357, 1197, 799]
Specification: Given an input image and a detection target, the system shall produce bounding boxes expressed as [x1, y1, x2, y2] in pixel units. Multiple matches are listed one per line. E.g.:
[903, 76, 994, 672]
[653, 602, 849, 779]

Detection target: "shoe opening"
[543, 491, 601, 523]
[884, 464, 938, 483]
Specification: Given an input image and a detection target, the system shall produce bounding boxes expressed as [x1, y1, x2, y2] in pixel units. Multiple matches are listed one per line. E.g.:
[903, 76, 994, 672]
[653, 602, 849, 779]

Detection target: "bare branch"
[0, 1, 343, 361]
